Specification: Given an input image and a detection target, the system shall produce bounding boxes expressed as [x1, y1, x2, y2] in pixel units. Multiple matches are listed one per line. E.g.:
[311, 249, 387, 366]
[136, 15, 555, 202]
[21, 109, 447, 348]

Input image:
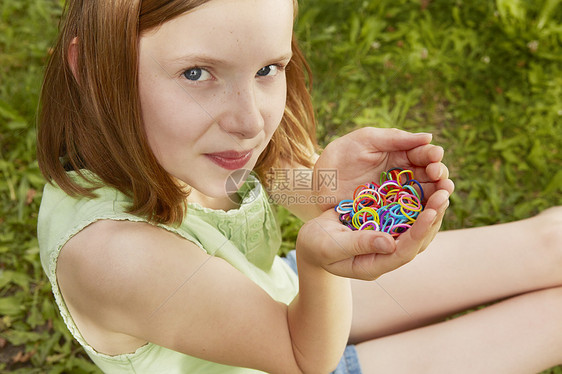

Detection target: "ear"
[68, 37, 79, 82]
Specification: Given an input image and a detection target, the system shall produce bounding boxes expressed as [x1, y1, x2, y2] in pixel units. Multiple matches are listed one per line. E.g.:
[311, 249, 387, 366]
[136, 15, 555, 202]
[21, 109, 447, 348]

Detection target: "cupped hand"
[314, 127, 454, 211]
[297, 188, 450, 280]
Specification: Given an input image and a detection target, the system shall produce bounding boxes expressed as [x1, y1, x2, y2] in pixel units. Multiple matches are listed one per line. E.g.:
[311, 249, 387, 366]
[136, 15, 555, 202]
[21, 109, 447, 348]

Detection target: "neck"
[188, 189, 241, 211]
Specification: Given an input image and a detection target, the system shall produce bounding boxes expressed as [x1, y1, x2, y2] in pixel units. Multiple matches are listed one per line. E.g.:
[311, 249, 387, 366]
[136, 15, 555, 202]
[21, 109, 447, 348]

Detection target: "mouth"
[204, 150, 253, 170]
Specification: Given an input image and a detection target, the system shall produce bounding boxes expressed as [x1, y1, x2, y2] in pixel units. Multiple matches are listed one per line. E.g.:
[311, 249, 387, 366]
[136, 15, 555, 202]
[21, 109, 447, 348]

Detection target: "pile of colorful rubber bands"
[335, 168, 425, 237]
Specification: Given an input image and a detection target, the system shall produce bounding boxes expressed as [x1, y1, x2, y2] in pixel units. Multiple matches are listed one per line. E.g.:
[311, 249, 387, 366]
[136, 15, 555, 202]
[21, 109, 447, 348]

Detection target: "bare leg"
[349, 207, 562, 342]
[356, 286, 562, 373]
[348, 207, 562, 371]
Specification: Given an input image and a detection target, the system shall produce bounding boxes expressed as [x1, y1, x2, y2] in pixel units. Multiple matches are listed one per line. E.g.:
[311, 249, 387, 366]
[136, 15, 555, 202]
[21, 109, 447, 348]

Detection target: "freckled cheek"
[266, 108, 283, 137]
[265, 89, 288, 136]
[140, 85, 210, 143]
[142, 106, 212, 173]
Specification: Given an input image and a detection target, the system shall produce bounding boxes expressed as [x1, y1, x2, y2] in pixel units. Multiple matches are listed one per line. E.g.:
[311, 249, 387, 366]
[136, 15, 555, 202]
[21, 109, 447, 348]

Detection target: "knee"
[534, 206, 562, 258]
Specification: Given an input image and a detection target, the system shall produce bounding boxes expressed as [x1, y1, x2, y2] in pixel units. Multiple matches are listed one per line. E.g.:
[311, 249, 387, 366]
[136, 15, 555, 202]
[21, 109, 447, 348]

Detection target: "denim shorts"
[282, 250, 363, 374]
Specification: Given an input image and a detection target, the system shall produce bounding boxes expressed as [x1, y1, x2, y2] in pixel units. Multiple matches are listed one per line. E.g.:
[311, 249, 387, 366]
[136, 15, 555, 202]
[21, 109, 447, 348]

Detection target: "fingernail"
[374, 237, 394, 253]
[436, 191, 449, 205]
[429, 210, 438, 225]
[441, 199, 450, 213]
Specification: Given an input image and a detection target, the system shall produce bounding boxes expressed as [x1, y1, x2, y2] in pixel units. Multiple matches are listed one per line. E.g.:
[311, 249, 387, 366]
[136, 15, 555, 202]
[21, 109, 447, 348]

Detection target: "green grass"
[1, 0, 561, 372]
[295, 0, 561, 227]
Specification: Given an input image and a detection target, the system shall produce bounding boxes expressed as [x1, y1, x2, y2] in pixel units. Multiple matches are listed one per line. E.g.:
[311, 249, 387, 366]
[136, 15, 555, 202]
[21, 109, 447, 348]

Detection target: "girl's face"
[138, 0, 293, 206]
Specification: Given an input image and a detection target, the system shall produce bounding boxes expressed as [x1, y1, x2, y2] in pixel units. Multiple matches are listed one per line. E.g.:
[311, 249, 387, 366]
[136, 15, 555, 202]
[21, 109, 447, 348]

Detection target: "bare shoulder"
[58, 219, 210, 317]
[56, 219, 210, 354]
[56, 219, 299, 371]
[60, 219, 199, 281]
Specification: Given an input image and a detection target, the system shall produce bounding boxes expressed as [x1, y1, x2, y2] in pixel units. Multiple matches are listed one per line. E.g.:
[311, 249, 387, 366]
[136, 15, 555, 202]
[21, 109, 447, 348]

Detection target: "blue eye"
[183, 68, 212, 81]
[256, 65, 279, 77]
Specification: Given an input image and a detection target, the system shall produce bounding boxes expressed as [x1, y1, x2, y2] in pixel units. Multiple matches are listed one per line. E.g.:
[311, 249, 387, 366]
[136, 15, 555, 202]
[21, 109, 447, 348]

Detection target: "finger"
[398, 162, 446, 184]
[436, 192, 451, 215]
[423, 188, 450, 211]
[397, 190, 449, 255]
[377, 208, 437, 270]
[356, 128, 432, 152]
[439, 177, 455, 195]
[421, 194, 450, 252]
[328, 204, 444, 280]
[322, 231, 397, 279]
[419, 206, 447, 254]
[308, 211, 397, 259]
[406, 144, 444, 166]
[426, 162, 449, 181]
[408, 162, 448, 182]
[418, 179, 455, 201]
[364, 205, 439, 273]
[328, 229, 396, 260]
[406, 208, 438, 242]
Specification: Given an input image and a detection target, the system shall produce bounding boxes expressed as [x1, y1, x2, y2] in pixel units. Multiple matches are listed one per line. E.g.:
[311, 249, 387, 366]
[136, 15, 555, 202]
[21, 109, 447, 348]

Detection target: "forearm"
[287, 250, 352, 373]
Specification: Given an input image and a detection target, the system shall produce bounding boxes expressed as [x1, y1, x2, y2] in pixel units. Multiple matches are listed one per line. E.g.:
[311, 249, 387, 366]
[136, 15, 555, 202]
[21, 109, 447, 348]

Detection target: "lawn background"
[1, 0, 561, 372]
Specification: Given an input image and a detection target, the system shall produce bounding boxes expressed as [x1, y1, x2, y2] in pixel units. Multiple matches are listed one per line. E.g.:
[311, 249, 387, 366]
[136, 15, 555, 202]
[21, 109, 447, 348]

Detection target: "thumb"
[331, 229, 396, 259]
[356, 128, 432, 152]
[324, 229, 397, 280]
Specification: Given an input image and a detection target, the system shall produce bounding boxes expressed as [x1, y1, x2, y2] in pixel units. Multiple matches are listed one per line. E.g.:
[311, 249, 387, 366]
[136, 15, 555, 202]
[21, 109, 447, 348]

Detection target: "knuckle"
[354, 234, 372, 255]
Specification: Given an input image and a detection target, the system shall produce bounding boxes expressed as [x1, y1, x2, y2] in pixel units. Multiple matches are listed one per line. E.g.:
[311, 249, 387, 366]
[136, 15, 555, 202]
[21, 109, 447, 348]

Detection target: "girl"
[37, 0, 562, 373]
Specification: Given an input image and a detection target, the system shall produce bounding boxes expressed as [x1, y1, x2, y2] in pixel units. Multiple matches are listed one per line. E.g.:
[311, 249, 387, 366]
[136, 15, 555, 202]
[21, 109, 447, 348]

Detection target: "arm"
[57, 190, 446, 373]
[57, 125, 453, 371]
[57, 219, 390, 372]
[58, 220, 307, 372]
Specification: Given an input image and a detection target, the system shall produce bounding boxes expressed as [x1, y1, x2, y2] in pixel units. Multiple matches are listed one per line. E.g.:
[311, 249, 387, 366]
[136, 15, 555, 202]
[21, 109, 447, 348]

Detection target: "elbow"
[294, 362, 340, 374]
[291, 345, 341, 374]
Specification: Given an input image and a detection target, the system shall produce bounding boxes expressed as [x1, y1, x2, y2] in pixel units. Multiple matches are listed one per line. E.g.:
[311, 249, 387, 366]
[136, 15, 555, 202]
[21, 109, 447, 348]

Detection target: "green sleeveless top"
[38, 172, 299, 373]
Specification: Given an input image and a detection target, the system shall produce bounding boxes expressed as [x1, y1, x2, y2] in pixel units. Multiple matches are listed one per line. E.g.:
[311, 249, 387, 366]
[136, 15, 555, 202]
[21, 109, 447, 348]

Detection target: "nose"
[218, 82, 264, 140]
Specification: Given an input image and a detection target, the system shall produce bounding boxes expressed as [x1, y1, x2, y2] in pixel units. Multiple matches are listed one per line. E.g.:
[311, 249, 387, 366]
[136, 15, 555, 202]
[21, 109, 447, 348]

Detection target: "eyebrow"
[164, 52, 293, 67]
